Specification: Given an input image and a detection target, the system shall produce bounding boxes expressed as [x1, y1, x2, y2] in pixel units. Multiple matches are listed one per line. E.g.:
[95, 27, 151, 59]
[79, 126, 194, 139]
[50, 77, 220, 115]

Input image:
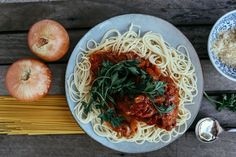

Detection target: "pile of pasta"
[67, 24, 198, 144]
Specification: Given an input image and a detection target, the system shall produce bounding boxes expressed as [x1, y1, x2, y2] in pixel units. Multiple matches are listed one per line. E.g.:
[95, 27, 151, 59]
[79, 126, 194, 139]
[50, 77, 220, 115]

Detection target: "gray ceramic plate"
[65, 14, 203, 153]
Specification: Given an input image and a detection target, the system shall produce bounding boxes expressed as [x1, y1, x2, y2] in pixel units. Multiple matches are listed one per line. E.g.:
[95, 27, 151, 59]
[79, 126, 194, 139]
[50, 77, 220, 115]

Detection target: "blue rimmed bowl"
[208, 10, 236, 81]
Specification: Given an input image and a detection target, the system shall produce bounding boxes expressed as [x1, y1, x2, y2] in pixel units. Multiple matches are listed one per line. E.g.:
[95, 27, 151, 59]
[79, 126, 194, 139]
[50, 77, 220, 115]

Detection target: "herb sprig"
[83, 60, 174, 127]
[98, 108, 124, 127]
[204, 92, 236, 112]
[154, 103, 176, 115]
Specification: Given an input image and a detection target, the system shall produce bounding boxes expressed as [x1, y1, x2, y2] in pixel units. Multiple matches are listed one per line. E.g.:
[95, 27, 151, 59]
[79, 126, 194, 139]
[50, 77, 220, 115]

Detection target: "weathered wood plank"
[1, 60, 235, 95]
[178, 25, 211, 59]
[0, 0, 235, 32]
[176, 132, 236, 157]
[0, 0, 61, 3]
[202, 60, 236, 92]
[0, 26, 210, 64]
[0, 30, 86, 64]
[196, 97, 236, 128]
[0, 132, 235, 157]
[0, 134, 176, 157]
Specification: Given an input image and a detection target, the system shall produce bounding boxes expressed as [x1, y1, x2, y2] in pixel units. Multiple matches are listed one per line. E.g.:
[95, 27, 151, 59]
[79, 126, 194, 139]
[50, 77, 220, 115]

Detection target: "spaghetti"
[67, 24, 198, 144]
[0, 96, 83, 135]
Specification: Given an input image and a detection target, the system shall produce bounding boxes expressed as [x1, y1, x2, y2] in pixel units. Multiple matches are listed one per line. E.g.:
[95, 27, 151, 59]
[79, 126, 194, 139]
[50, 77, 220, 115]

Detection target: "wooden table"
[0, 0, 236, 156]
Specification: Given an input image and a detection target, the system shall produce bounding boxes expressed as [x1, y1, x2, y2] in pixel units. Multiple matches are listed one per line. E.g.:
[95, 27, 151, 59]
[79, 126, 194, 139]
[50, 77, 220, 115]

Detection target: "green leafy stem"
[204, 92, 236, 112]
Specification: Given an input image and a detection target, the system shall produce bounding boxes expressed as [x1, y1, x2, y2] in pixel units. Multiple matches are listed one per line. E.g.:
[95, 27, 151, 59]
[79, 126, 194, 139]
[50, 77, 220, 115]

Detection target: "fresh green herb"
[143, 81, 166, 99]
[204, 92, 236, 112]
[98, 108, 124, 127]
[83, 59, 171, 127]
[153, 103, 176, 115]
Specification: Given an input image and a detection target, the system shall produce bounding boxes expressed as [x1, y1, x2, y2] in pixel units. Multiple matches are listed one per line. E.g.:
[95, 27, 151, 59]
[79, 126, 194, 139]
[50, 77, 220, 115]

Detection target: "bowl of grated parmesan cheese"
[208, 10, 236, 81]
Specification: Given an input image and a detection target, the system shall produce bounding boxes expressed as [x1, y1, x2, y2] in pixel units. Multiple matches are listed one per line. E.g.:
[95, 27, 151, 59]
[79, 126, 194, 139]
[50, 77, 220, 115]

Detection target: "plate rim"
[65, 13, 204, 153]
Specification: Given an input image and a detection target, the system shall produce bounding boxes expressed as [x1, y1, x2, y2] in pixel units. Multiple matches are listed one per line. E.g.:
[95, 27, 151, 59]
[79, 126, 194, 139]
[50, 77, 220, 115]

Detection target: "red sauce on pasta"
[89, 51, 179, 137]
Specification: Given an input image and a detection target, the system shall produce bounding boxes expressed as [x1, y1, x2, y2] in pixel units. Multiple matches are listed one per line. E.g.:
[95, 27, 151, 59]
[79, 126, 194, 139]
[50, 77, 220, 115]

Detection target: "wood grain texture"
[197, 97, 236, 128]
[0, 0, 61, 3]
[0, 132, 235, 157]
[0, 0, 235, 32]
[0, 26, 210, 64]
[178, 25, 211, 59]
[0, 30, 87, 64]
[1, 60, 235, 96]
[202, 60, 236, 92]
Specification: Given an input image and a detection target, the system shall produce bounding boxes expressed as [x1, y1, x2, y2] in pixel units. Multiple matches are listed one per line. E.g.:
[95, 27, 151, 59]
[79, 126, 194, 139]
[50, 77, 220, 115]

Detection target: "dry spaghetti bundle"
[0, 96, 82, 135]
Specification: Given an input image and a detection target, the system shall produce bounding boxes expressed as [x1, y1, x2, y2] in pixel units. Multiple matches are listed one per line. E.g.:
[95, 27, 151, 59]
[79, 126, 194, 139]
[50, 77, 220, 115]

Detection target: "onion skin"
[5, 59, 52, 101]
[28, 19, 70, 62]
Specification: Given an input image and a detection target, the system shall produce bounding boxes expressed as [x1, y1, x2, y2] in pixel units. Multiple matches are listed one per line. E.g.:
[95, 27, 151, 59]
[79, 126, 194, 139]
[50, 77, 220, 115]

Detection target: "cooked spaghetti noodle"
[67, 24, 198, 144]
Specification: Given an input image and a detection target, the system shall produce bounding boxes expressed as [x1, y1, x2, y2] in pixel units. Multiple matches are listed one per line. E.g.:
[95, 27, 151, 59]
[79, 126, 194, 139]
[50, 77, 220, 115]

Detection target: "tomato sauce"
[89, 50, 180, 137]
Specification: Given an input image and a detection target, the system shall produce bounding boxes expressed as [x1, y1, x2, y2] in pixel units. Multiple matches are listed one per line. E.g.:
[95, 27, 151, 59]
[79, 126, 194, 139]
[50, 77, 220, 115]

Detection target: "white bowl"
[208, 10, 236, 81]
